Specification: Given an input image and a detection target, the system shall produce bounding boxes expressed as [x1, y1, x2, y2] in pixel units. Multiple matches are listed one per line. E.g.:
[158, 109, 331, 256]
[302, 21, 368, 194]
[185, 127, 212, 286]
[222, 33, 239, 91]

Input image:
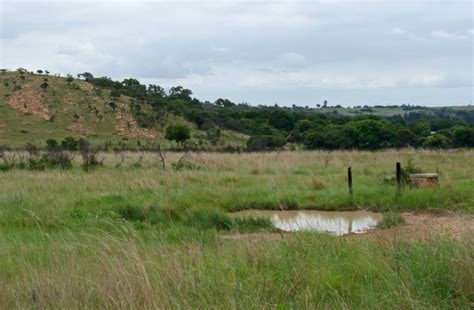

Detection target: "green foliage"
[247, 135, 286, 151]
[46, 139, 59, 151]
[40, 82, 49, 90]
[2, 69, 474, 151]
[113, 205, 272, 232]
[61, 136, 79, 151]
[165, 124, 191, 146]
[377, 212, 406, 229]
[80, 142, 103, 171]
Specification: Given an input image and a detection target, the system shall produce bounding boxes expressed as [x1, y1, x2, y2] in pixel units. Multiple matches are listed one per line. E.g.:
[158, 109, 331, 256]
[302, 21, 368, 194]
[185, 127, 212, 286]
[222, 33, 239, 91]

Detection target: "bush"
[0, 162, 13, 172]
[25, 143, 39, 156]
[79, 140, 102, 171]
[61, 136, 79, 151]
[401, 159, 422, 185]
[41, 150, 74, 169]
[246, 135, 286, 151]
[46, 139, 59, 151]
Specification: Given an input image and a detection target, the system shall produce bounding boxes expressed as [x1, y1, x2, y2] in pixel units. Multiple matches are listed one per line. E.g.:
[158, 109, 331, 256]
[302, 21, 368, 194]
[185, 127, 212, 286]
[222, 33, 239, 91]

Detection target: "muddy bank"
[359, 211, 473, 240]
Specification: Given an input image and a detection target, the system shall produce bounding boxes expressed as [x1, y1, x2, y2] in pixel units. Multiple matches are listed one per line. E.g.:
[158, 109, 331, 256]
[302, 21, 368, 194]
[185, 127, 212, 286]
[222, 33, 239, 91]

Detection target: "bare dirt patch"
[8, 89, 50, 120]
[223, 211, 473, 241]
[360, 211, 473, 240]
[115, 110, 157, 139]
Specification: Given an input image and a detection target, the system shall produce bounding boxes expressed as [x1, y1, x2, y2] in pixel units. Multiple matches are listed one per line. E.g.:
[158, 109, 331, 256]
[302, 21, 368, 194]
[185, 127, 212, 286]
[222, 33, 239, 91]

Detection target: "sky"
[0, 0, 473, 107]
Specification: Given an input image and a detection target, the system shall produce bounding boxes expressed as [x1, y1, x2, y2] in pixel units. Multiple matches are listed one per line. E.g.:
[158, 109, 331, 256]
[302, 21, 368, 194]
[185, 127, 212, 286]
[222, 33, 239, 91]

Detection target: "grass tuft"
[377, 212, 406, 229]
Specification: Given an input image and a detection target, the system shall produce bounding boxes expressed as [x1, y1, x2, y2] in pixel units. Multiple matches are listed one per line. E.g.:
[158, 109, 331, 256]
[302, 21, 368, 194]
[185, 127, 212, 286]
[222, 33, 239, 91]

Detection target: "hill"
[1, 69, 473, 150]
[0, 70, 247, 149]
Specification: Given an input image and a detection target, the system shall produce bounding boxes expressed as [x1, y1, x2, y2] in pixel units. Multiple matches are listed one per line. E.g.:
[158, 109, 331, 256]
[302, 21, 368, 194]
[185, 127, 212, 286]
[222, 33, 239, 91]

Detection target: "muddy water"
[233, 210, 382, 236]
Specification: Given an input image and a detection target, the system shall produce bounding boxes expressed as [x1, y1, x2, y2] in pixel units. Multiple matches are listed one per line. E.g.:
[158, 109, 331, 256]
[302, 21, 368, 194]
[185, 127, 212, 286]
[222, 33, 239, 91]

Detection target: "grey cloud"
[0, 0, 472, 106]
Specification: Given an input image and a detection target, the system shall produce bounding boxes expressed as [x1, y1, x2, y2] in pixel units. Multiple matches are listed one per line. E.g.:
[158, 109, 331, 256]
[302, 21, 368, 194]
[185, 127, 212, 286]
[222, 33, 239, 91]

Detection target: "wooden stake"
[396, 162, 401, 195]
[348, 167, 353, 196]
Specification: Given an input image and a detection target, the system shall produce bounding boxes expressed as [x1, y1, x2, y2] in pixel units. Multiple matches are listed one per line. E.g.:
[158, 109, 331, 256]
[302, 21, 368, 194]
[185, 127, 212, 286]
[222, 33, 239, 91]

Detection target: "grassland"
[0, 150, 473, 308]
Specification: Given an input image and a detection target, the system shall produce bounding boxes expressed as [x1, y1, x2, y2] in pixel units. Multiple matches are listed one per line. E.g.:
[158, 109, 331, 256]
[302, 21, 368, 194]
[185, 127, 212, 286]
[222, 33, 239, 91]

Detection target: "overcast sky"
[1, 0, 472, 107]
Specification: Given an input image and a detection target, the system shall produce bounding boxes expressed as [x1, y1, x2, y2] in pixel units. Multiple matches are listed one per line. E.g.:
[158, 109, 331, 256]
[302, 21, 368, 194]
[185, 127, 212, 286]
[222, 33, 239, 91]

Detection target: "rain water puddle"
[232, 210, 382, 236]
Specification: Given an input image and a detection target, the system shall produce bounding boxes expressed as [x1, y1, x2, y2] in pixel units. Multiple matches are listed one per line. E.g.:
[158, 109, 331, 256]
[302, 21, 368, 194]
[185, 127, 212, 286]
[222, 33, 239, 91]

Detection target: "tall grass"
[0, 150, 473, 307]
[0, 225, 472, 308]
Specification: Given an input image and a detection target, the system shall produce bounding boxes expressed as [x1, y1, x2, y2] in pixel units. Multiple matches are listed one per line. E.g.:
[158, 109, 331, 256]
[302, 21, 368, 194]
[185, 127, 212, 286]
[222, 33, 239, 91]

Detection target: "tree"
[78, 72, 94, 81]
[169, 86, 192, 100]
[165, 124, 191, 147]
[36, 70, 43, 75]
[147, 84, 166, 97]
[215, 98, 235, 108]
[394, 128, 417, 147]
[66, 75, 74, 83]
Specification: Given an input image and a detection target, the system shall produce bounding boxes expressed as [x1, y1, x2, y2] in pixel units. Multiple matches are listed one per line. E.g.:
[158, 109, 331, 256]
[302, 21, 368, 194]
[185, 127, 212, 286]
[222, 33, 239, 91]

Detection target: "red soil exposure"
[68, 121, 96, 137]
[8, 89, 50, 120]
[115, 111, 157, 139]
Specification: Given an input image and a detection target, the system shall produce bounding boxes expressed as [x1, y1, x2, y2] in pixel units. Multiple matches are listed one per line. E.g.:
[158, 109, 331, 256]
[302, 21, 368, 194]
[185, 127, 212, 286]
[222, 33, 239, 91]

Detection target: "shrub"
[246, 135, 286, 151]
[25, 143, 39, 156]
[46, 139, 59, 151]
[401, 158, 423, 185]
[41, 150, 73, 169]
[61, 136, 79, 151]
[79, 141, 102, 171]
[40, 82, 49, 90]
[0, 162, 13, 172]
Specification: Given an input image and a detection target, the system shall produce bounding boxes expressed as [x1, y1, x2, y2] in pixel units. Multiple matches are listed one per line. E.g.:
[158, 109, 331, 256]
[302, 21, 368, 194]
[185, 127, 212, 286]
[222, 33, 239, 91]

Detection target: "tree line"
[71, 72, 474, 150]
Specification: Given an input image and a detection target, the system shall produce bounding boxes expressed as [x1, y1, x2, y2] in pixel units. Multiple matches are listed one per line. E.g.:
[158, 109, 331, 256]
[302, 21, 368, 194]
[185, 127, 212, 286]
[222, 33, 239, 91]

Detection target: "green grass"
[0, 150, 473, 307]
[377, 212, 406, 229]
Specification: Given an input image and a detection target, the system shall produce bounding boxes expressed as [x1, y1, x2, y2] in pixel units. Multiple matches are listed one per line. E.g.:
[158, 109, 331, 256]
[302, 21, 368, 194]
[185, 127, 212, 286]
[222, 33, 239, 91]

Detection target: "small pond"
[232, 210, 382, 236]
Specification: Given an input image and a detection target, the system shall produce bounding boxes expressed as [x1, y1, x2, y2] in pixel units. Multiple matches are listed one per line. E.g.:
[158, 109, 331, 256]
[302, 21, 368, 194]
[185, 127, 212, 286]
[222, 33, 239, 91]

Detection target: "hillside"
[1, 69, 473, 151]
[0, 71, 247, 149]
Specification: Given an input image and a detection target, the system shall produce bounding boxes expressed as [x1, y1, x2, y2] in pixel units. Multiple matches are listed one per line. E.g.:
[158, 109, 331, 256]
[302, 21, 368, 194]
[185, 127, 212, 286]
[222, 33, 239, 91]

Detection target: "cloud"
[391, 28, 406, 35]
[0, 0, 471, 106]
[431, 30, 468, 40]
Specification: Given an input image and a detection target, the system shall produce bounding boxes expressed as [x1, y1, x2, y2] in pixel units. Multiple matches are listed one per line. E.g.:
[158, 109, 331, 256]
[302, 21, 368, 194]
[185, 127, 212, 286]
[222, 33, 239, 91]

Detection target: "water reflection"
[233, 210, 381, 236]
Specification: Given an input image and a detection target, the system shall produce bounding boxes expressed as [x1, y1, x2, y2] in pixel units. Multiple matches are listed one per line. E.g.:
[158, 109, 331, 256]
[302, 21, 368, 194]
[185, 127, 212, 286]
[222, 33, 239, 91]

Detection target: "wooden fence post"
[396, 162, 401, 195]
[348, 167, 353, 196]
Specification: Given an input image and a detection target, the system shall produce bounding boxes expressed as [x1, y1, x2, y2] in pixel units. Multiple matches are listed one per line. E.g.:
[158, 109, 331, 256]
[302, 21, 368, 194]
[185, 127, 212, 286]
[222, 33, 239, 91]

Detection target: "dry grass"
[0, 149, 473, 308]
